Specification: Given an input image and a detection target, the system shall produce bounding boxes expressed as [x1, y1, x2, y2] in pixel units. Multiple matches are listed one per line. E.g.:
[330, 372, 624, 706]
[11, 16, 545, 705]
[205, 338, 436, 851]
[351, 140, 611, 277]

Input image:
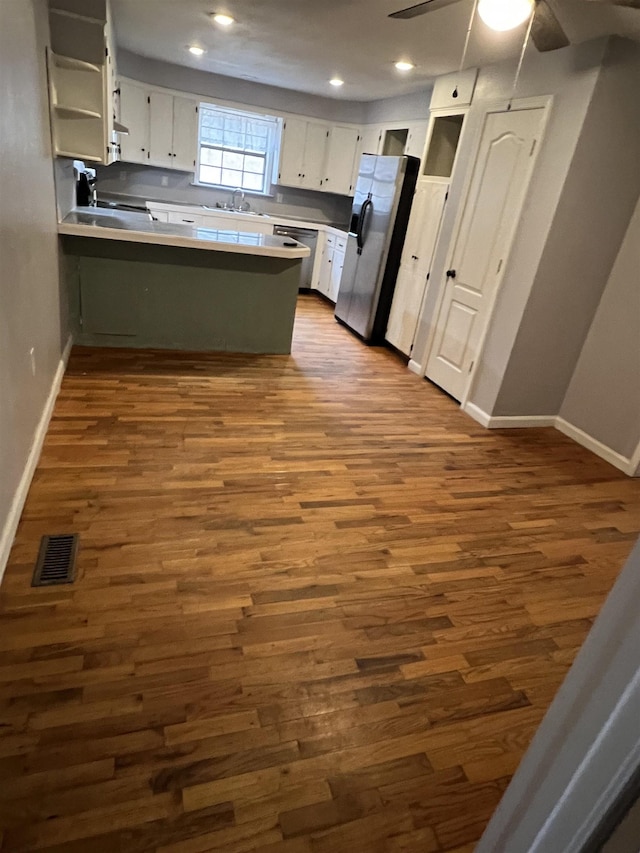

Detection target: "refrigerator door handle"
[357, 197, 373, 255]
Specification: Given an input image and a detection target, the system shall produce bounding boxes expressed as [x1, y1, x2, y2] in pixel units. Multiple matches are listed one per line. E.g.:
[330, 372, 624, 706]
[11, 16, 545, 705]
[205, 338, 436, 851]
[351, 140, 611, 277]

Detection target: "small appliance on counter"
[335, 154, 419, 343]
[74, 160, 97, 207]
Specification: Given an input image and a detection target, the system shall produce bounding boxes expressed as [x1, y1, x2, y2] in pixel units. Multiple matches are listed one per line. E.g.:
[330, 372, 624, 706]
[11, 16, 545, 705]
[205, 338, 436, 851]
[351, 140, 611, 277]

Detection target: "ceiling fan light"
[477, 0, 534, 32]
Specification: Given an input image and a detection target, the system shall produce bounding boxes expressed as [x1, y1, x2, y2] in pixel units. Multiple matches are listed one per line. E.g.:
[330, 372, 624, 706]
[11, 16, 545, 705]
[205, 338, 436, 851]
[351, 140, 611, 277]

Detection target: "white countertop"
[145, 201, 350, 238]
[59, 208, 311, 259]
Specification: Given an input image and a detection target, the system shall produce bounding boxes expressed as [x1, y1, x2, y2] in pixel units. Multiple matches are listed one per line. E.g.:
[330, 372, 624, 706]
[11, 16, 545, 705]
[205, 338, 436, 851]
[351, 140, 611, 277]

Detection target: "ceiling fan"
[389, 0, 640, 52]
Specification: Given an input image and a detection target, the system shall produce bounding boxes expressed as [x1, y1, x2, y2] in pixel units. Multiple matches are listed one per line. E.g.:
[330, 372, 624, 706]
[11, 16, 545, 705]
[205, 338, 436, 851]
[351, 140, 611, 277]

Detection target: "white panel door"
[148, 91, 174, 169]
[119, 81, 149, 164]
[172, 97, 198, 172]
[323, 126, 360, 196]
[278, 117, 306, 187]
[386, 180, 449, 356]
[426, 106, 545, 401]
[302, 121, 329, 190]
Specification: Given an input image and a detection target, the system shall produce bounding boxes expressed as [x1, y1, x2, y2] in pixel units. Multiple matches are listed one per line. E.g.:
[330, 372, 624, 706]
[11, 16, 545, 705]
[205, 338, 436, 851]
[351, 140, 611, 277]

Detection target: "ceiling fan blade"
[531, 0, 570, 51]
[585, 0, 640, 7]
[389, 0, 462, 20]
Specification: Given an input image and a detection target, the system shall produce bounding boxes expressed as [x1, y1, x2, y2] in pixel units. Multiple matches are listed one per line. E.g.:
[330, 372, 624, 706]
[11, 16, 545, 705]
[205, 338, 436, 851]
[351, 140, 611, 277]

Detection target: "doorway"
[425, 103, 548, 402]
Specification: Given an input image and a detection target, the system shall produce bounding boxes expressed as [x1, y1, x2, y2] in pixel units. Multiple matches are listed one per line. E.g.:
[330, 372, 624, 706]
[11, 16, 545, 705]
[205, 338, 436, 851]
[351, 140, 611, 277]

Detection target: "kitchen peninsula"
[59, 208, 310, 354]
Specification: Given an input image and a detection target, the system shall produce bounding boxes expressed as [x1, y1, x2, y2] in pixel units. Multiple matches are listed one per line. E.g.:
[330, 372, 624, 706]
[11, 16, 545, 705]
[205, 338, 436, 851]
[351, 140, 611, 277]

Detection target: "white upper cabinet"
[148, 92, 174, 169]
[119, 81, 198, 172]
[47, 0, 121, 164]
[323, 126, 360, 196]
[119, 81, 149, 164]
[278, 117, 328, 191]
[172, 97, 198, 172]
[430, 68, 478, 111]
[277, 117, 307, 187]
[405, 122, 429, 160]
[302, 121, 329, 190]
[360, 126, 383, 156]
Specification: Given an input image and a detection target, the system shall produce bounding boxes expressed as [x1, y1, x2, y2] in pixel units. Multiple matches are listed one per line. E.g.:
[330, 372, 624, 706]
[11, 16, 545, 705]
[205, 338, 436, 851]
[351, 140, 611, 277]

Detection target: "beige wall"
[559, 193, 640, 460]
[0, 0, 65, 574]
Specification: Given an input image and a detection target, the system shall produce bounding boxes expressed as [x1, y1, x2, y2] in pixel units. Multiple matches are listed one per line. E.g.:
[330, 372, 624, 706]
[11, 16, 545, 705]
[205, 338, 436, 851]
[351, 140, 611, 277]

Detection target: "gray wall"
[559, 193, 640, 459]
[118, 50, 367, 124]
[492, 37, 640, 418]
[0, 0, 65, 573]
[364, 88, 432, 124]
[96, 163, 354, 227]
[412, 37, 608, 395]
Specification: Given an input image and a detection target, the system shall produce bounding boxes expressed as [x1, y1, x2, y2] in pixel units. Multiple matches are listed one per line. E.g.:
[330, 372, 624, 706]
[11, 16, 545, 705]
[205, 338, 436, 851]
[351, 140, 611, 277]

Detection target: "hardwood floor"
[1, 293, 639, 853]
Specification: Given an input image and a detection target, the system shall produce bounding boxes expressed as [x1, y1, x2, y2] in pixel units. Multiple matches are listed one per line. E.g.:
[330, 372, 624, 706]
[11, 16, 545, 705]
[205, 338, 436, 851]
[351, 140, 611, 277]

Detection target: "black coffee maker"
[74, 161, 97, 206]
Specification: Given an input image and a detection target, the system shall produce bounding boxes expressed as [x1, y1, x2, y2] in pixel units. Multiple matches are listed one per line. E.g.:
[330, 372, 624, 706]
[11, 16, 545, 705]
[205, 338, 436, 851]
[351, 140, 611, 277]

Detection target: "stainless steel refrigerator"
[335, 154, 419, 343]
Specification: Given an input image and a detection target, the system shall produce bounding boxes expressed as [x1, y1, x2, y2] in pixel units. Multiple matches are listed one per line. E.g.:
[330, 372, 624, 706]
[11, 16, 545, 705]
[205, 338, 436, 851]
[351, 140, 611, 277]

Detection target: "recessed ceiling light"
[212, 13, 234, 27]
[395, 60, 415, 72]
[188, 45, 206, 56]
[330, 77, 344, 87]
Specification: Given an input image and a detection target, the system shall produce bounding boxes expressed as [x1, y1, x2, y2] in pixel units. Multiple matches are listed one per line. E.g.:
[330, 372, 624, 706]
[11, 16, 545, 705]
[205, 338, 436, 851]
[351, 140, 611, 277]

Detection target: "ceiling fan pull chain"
[454, 0, 480, 95]
[508, 8, 536, 110]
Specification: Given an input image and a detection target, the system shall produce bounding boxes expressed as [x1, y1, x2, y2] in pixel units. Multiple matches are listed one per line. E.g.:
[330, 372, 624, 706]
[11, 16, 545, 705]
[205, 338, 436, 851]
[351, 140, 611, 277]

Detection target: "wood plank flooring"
[1, 293, 639, 852]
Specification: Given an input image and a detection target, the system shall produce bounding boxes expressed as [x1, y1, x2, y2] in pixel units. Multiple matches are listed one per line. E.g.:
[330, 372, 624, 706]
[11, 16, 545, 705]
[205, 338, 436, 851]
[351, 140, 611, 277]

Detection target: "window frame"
[194, 102, 280, 196]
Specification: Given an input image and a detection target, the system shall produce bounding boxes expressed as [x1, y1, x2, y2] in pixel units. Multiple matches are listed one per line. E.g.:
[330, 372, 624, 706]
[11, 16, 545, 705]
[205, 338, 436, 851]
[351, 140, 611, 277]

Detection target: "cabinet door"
[119, 81, 149, 164]
[172, 97, 198, 172]
[301, 121, 329, 190]
[360, 126, 382, 156]
[318, 240, 334, 297]
[148, 91, 174, 169]
[405, 122, 429, 160]
[323, 126, 360, 196]
[386, 180, 449, 356]
[329, 247, 345, 302]
[278, 117, 306, 188]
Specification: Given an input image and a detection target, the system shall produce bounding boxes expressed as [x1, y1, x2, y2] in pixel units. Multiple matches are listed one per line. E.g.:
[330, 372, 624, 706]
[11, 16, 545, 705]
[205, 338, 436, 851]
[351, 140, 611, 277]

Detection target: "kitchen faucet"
[231, 188, 246, 211]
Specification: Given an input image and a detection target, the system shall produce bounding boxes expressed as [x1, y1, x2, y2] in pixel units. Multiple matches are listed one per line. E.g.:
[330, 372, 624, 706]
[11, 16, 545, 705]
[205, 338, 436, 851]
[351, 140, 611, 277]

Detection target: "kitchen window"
[196, 104, 280, 195]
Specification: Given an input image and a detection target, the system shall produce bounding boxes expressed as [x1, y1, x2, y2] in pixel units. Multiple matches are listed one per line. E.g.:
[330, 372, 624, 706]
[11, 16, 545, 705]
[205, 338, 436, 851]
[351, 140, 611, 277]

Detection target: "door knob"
[446, 269, 457, 279]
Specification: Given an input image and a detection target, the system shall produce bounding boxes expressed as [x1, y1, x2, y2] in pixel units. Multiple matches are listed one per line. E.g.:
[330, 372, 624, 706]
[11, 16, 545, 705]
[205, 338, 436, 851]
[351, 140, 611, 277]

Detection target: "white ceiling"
[112, 0, 640, 102]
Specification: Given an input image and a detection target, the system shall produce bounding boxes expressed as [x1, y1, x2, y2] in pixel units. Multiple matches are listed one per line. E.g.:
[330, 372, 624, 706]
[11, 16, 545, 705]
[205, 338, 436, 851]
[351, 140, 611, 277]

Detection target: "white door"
[302, 121, 329, 190]
[323, 126, 359, 195]
[426, 106, 546, 401]
[278, 117, 306, 187]
[148, 92, 174, 169]
[386, 180, 449, 356]
[119, 81, 149, 164]
[172, 97, 198, 172]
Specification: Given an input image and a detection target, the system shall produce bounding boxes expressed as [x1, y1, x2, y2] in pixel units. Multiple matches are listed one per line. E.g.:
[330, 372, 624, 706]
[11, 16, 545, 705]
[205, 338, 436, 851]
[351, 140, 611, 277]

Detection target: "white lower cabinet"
[316, 233, 347, 303]
[317, 234, 334, 298]
[329, 237, 346, 302]
[386, 180, 449, 356]
[167, 211, 204, 226]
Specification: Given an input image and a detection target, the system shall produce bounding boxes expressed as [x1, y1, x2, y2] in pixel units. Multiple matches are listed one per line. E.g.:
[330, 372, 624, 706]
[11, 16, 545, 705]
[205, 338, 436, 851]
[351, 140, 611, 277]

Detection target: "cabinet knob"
[446, 269, 457, 279]
[411, 255, 418, 260]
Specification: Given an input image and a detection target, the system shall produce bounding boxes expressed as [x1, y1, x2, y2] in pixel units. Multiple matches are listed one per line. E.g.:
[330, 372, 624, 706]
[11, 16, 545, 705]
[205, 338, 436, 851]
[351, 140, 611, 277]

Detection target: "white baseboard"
[555, 418, 637, 477]
[0, 335, 72, 582]
[463, 402, 555, 429]
[407, 359, 422, 376]
[463, 401, 492, 427]
[463, 401, 638, 477]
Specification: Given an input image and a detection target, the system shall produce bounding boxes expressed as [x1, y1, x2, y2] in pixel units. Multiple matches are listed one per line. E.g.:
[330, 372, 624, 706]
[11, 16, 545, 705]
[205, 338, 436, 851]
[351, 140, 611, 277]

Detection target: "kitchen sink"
[202, 206, 267, 217]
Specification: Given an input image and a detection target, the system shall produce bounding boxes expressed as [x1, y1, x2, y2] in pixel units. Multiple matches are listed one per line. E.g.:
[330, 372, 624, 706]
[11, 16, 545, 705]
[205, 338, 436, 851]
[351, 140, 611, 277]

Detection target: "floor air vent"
[32, 534, 79, 587]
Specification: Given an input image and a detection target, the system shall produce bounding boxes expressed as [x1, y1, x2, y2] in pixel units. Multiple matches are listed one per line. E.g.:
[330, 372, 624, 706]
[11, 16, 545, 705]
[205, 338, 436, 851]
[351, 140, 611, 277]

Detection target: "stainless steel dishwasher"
[273, 225, 318, 290]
